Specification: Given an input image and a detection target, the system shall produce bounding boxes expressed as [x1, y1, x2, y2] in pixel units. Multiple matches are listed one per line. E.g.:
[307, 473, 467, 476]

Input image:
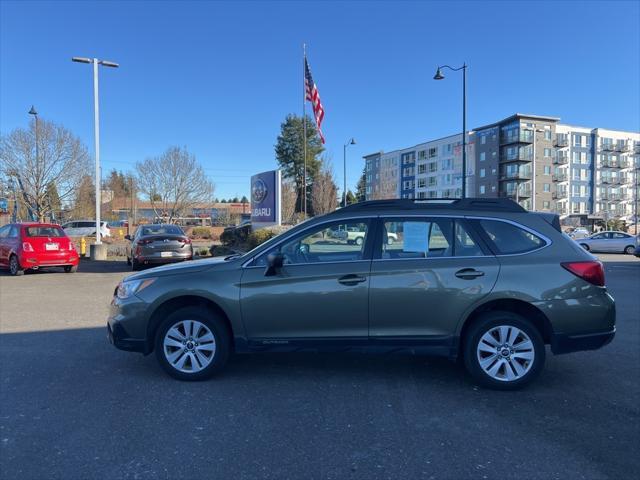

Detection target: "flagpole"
[302, 43, 307, 217]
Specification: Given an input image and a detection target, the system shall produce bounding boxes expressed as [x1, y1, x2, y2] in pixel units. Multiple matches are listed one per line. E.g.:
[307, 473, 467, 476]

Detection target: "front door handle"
[338, 274, 367, 286]
[455, 268, 485, 280]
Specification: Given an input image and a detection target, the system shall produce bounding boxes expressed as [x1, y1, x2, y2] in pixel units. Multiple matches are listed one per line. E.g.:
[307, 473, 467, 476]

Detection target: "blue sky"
[1, 0, 639, 199]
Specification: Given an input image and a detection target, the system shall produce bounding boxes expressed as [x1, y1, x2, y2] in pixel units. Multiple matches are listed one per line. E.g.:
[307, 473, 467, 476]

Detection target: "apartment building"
[364, 133, 475, 201]
[364, 113, 639, 225]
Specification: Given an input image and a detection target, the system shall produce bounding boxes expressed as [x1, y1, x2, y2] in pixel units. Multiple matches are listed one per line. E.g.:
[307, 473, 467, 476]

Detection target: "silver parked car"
[62, 220, 111, 238]
[577, 231, 638, 254]
[126, 224, 193, 270]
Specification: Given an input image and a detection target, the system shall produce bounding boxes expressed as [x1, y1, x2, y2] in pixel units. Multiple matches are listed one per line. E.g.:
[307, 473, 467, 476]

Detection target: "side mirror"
[264, 252, 284, 276]
[124, 235, 131, 241]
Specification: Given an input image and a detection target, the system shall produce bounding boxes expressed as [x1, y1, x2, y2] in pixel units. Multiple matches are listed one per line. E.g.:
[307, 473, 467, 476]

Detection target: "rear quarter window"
[477, 219, 545, 255]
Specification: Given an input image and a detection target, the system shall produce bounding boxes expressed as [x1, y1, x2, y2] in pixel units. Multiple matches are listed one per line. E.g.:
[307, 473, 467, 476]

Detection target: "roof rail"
[335, 198, 526, 213]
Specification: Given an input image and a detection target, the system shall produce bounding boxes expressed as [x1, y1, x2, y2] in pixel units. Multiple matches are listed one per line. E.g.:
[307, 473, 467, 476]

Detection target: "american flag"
[304, 57, 325, 144]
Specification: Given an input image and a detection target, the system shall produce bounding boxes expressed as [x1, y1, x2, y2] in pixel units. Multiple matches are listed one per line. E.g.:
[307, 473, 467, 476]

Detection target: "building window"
[479, 185, 486, 194]
[480, 152, 486, 162]
[428, 162, 437, 172]
[428, 147, 437, 158]
[544, 129, 551, 140]
[418, 163, 427, 174]
[543, 200, 550, 209]
[418, 178, 426, 188]
[573, 134, 582, 147]
[481, 136, 487, 145]
[480, 168, 486, 178]
[544, 165, 551, 175]
[418, 150, 426, 160]
[544, 148, 552, 157]
[543, 183, 550, 192]
[441, 158, 452, 170]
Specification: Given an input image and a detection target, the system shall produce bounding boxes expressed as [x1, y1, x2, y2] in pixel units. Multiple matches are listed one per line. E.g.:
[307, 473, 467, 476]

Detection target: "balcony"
[600, 177, 620, 185]
[554, 155, 568, 165]
[501, 151, 532, 163]
[554, 136, 568, 147]
[600, 160, 621, 169]
[615, 143, 630, 152]
[600, 143, 615, 152]
[499, 171, 532, 181]
[635, 145, 640, 154]
[500, 188, 532, 200]
[553, 191, 568, 199]
[552, 173, 568, 182]
[500, 130, 534, 145]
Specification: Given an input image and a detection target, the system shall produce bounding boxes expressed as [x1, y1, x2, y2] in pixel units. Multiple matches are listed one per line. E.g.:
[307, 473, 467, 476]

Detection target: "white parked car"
[568, 227, 590, 239]
[577, 231, 638, 254]
[62, 220, 111, 238]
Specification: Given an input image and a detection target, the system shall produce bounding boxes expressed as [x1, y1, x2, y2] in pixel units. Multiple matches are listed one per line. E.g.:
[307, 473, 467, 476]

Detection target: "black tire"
[463, 311, 545, 390]
[64, 265, 78, 273]
[624, 245, 635, 255]
[131, 258, 140, 271]
[355, 237, 364, 246]
[154, 306, 231, 381]
[580, 243, 590, 251]
[126, 256, 131, 266]
[9, 255, 24, 276]
[387, 237, 394, 245]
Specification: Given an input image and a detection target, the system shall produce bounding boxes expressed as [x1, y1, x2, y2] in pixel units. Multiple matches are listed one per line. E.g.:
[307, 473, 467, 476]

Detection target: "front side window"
[477, 220, 545, 255]
[254, 220, 369, 266]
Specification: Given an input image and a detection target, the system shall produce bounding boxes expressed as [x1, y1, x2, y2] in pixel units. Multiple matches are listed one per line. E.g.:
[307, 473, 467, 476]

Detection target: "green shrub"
[246, 228, 278, 249]
[191, 227, 212, 239]
[220, 229, 235, 246]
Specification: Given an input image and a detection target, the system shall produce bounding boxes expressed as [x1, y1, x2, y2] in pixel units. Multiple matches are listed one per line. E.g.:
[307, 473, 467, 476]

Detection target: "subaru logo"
[252, 178, 268, 203]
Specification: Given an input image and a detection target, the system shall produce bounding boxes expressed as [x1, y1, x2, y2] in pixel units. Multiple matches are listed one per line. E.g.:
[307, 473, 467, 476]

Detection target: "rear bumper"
[551, 328, 616, 355]
[20, 252, 79, 269]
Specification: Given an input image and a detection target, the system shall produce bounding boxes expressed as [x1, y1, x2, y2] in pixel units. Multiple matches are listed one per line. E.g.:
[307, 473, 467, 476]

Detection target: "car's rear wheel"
[131, 257, 140, 271]
[624, 245, 635, 255]
[580, 243, 590, 251]
[154, 306, 230, 381]
[9, 255, 24, 276]
[387, 237, 394, 245]
[64, 265, 78, 273]
[355, 237, 364, 246]
[463, 311, 545, 390]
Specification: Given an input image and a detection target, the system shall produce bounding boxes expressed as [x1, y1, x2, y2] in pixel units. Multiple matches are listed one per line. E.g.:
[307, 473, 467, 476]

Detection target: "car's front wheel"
[580, 243, 590, 251]
[463, 312, 545, 390]
[154, 306, 230, 381]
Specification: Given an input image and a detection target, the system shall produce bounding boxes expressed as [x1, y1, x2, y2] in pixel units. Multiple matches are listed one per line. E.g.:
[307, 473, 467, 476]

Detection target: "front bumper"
[107, 294, 150, 354]
[551, 328, 616, 355]
[107, 321, 147, 353]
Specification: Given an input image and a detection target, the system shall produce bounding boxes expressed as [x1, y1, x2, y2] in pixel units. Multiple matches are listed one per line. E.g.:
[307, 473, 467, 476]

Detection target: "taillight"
[138, 239, 152, 245]
[68, 240, 76, 251]
[22, 242, 34, 252]
[180, 237, 192, 244]
[561, 261, 605, 287]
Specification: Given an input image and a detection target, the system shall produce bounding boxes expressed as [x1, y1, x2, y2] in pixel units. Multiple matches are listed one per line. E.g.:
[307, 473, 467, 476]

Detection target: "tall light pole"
[434, 63, 467, 198]
[28, 106, 39, 219]
[72, 57, 119, 245]
[343, 138, 356, 207]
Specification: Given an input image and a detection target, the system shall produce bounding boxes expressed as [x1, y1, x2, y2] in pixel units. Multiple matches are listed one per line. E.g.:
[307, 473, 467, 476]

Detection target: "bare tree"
[280, 180, 297, 224]
[135, 146, 214, 222]
[311, 164, 338, 216]
[0, 119, 91, 221]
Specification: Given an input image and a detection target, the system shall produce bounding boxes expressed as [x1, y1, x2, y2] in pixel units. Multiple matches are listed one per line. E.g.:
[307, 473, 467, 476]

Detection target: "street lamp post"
[434, 63, 467, 198]
[28, 106, 39, 219]
[343, 138, 356, 207]
[72, 57, 119, 245]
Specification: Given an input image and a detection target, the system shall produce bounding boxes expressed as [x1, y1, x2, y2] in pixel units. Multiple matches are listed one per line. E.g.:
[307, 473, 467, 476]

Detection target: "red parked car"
[0, 223, 79, 276]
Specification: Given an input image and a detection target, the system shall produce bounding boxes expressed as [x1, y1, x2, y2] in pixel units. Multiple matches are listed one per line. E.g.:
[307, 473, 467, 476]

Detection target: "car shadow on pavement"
[0, 259, 132, 276]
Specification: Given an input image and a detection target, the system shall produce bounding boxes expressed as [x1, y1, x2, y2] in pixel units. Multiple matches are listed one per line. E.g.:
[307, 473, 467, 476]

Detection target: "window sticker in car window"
[403, 222, 429, 255]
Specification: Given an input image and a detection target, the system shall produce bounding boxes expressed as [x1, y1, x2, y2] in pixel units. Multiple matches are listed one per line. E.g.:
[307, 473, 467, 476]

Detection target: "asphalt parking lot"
[1, 255, 639, 480]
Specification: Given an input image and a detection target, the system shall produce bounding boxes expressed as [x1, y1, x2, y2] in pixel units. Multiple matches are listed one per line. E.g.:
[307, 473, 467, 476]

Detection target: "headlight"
[116, 278, 157, 299]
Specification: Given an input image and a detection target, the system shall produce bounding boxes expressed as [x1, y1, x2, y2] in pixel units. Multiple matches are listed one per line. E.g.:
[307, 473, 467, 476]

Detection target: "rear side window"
[478, 220, 545, 255]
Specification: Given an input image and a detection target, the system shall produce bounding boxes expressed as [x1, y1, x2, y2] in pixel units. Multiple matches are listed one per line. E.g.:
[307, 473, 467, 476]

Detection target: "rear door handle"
[455, 268, 485, 279]
[338, 274, 367, 286]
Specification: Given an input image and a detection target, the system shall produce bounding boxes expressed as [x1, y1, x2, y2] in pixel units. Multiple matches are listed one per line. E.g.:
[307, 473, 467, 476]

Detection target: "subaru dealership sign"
[251, 169, 281, 228]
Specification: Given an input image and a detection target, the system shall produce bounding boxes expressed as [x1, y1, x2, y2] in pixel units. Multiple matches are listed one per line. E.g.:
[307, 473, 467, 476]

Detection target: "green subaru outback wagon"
[108, 198, 615, 389]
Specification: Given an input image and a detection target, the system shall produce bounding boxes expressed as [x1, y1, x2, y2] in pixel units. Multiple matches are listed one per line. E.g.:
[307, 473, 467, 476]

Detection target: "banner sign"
[251, 170, 281, 228]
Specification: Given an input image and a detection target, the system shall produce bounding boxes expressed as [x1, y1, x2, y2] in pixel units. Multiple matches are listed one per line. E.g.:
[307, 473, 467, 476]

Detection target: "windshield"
[140, 225, 184, 236]
[24, 226, 66, 237]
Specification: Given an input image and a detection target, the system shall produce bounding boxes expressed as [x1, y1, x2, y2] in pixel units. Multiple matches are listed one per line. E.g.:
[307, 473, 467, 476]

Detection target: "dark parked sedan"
[126, 224, 193, 270]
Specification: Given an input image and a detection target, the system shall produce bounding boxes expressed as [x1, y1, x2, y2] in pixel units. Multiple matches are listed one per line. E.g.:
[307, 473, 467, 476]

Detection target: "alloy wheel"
[163, 320, 217, 373]
[476, 325, 535, 382]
